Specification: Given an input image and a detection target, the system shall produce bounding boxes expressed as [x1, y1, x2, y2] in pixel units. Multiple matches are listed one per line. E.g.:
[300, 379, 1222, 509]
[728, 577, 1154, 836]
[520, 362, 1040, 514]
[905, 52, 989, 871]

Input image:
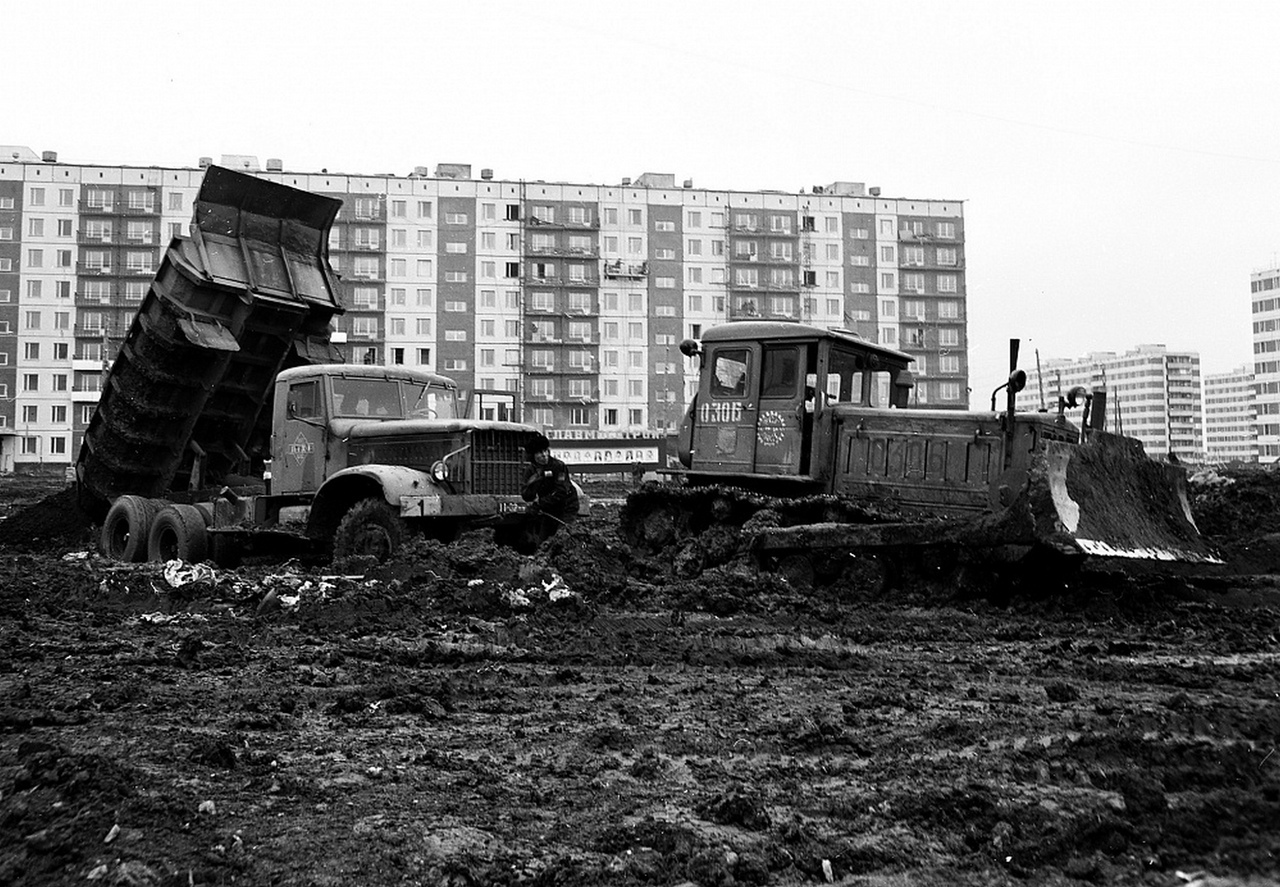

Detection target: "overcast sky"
[8, 0, 1278, 401]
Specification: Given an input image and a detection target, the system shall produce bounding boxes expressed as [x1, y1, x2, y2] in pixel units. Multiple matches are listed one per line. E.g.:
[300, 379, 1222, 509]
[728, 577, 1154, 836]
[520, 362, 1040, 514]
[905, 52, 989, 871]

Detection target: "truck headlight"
[431, 461, 448, 482]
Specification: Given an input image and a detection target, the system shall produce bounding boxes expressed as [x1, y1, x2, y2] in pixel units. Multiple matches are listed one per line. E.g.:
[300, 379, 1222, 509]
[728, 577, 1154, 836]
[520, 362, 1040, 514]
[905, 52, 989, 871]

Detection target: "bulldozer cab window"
[288, 380, 321, 419]
[332, 378, 404, 419]
[870, 373, 893, 407]
[710, 349, 750, 397]
[826, 346, 867, 405]
[761, 346, 800, 398]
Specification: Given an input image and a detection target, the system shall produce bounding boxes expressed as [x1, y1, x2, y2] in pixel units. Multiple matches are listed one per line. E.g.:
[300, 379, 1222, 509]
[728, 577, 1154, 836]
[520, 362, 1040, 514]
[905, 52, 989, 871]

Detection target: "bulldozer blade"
[994, 431, 1220, 564]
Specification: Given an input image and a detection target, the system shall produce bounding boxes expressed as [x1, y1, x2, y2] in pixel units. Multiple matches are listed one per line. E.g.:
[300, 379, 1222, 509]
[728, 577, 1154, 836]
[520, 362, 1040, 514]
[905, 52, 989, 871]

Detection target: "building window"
[936, 248, 958, 266]
[937, 275, 957, 293]
[936, 221, 955, 239]
[417, 347, 432, 364]
[939, 328, 960, 347]
[416, 318, 433, 335]
[938, 300, 959, 318]
[940, 382, 961, 401]
[416, 288, 434, 307]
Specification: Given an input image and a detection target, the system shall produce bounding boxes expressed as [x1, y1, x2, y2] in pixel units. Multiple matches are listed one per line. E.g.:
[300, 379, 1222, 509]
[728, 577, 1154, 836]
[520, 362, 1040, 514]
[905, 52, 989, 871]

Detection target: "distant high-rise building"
[1203, 366, 1257, 464]
[1250, 267, 1280, 462]
[1022, 345, 1202, 463]
[0, 151, 968, 473]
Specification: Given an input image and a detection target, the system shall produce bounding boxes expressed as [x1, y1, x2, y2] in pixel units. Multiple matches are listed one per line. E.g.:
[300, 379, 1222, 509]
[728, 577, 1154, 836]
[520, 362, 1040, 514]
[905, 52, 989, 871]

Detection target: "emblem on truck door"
[288, 432, 315, 465]
[757, 411, 786, 446]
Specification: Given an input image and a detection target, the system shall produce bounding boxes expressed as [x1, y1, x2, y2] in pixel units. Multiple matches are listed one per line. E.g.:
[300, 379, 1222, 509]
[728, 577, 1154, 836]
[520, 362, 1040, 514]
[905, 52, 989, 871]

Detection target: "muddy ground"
[1, 471, 1278, 886]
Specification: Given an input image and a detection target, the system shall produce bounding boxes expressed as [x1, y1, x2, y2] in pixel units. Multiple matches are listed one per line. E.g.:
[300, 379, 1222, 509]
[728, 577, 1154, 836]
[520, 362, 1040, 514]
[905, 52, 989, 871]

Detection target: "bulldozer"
[620, 321, 1218, 590]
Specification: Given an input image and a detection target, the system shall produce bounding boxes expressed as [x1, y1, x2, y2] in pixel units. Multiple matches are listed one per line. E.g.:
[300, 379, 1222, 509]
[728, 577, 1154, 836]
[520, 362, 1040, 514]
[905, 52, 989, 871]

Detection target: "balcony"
[73, 357, 105, 372]
[78, 200, 116, 213]
[76, 263, 114, 276]
[563, 275, 599, 288]
[603, 260, 647, 280]
[72, 387, 103, 402]
[77, 230, 114, 244]
[526, 215, 598, 230]
[119, 202, 158, 215]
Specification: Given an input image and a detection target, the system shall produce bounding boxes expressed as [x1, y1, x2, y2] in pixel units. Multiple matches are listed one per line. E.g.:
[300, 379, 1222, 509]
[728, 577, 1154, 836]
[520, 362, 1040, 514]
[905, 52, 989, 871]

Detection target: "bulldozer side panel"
[829, 408, 1006, 513]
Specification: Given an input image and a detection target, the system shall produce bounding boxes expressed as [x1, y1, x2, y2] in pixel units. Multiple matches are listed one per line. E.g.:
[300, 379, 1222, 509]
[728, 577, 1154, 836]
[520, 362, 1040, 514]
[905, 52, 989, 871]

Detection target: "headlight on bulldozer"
[431, 461, 448, 482]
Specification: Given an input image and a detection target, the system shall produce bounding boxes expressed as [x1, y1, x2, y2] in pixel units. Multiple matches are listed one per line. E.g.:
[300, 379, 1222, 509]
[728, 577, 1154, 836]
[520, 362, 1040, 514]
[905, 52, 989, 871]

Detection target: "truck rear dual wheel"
[147, 504, 210, 564]
[333, 498, 405, 562]
[101, 495, 164, 562]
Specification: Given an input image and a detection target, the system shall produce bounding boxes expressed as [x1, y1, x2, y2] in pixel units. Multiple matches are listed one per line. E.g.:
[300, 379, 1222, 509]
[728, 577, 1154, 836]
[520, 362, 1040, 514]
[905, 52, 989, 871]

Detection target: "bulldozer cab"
[688, 322, 913, 481]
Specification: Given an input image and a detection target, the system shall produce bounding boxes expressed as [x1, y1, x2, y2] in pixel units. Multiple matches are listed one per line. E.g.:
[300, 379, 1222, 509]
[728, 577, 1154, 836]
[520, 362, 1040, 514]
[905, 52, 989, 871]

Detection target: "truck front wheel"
[333, 498, 405, 562]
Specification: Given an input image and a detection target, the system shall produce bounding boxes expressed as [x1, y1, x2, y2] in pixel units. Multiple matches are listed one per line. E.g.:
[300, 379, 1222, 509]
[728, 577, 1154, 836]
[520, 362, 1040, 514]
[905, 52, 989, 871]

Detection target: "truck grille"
[471, 430, 528, 495]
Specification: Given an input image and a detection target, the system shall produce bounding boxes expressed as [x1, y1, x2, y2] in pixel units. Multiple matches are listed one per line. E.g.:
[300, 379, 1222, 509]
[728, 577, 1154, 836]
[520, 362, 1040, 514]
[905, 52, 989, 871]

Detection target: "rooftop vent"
[266, 158, 283, 172]
[480, 168, 494, 180]
[869, 186, 881, 197]
[412, 166, 430, 177]
[621, 177, 631, 186]
[682, 178, 693, 188]
[198, 156, 213, 169]
[41, 151, 58, 163]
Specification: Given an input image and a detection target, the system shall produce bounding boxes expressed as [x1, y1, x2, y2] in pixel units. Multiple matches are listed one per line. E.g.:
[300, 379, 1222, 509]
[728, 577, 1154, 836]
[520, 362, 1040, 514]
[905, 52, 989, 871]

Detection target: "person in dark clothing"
[520, 433, 579, 546]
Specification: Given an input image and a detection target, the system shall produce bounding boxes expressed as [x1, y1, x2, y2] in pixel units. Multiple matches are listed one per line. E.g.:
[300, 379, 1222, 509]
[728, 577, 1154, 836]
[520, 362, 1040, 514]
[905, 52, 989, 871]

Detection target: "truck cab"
[265, 363, 538, 551]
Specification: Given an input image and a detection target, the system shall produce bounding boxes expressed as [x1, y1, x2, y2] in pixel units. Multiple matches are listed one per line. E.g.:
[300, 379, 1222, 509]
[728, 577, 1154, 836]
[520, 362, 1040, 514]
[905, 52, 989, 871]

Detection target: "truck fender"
[308, 465, 441, 538]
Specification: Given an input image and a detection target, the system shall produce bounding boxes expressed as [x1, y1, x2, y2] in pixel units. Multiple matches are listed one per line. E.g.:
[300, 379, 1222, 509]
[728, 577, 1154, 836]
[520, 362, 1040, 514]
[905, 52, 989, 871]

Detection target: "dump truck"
[77, 166, 543, 565]
[621, 321, 1218, 590]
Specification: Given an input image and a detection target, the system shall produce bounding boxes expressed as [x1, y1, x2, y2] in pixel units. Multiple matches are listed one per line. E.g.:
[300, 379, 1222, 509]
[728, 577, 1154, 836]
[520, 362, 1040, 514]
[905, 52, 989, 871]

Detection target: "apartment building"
[1021, 345, 1203, 463]
[1203, 365, 1257, 464]
[0, 150, 968, 473]
[1250, 267, 1280, 462]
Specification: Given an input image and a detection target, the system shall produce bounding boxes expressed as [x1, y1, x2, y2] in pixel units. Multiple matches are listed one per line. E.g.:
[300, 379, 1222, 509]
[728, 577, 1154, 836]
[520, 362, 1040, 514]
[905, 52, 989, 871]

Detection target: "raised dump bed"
[77, 166, 344, 510]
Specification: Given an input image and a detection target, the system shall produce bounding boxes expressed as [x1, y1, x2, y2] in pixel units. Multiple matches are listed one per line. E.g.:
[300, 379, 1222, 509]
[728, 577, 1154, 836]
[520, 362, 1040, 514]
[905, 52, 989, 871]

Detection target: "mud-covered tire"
[101, 495, 163, 562]
[333, 497, 405, 562]
[147, 504, 210, 564]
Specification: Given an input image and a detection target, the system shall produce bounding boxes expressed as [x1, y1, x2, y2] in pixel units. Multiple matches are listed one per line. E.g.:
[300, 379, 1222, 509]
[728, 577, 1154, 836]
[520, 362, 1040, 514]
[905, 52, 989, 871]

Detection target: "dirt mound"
[1189, 467, 1280, 572]
[0, 486, 96, 553]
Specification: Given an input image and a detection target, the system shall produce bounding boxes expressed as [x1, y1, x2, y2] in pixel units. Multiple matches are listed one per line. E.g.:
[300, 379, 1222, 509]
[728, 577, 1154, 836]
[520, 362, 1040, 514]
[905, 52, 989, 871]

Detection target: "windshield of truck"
[331, 378, 405, 419]
[405, 382, 457, 420]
